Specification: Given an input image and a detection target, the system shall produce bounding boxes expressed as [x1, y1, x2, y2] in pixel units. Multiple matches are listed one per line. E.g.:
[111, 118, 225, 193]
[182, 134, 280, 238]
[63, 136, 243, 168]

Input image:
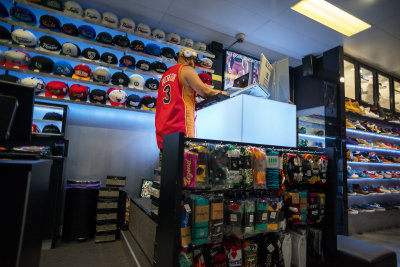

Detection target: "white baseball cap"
[193, 42, 207, 52]
[166, 33, 181, 44]
[120, 18, 135, 33]
[152, 29, 165, 41]
[63, 1, 83, 17]
[129, 74, 145, 90]
[136, 23, 151, 37]
[21, 77, 46, 94]
[93, 67, 111, 83]
[181, 38, 194, 48]
[102, 12, 118, 28]
[11, 29, 37, 48]
[84, 8, 101, 23]
[200, 58, 213, 69]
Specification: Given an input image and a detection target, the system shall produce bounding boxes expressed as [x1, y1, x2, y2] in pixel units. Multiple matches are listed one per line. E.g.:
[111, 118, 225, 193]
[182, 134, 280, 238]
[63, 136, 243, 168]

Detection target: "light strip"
[348, 193, 398, 197]
[347, 144, 400, 154]
[347, 161, 400, 168]
[298, 133, 325, 141]
[346, 129, 400, 142]
[291, 0, 371, 36]
[347, 178, 400, 182]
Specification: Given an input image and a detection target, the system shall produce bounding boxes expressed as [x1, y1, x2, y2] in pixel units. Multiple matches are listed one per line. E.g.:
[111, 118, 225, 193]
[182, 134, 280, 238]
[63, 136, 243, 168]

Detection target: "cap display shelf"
[14, 0, 215, 59]
[346, 144, 400, 155]
[0, 65, 158, 96]
[0, 42, 163, 79]
[0, 18, 214, 74]
[32, 118, 62, 123]
[32, 132, 63, 137]
[346, 111, 400, 129]
[346, 128, 400, 143]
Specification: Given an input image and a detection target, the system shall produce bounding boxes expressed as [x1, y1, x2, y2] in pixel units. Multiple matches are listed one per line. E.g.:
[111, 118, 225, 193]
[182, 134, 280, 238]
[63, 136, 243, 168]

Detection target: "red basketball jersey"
[155, 64, 196, 149]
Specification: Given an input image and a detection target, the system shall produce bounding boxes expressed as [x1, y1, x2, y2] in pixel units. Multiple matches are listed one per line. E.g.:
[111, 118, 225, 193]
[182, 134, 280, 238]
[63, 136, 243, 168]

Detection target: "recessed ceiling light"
[291, 0, 371, 36]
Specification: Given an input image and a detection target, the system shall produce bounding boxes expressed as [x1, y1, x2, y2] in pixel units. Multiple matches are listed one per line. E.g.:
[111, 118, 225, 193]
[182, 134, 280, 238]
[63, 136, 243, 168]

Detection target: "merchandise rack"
[154, 132, 336, 267]
[346, 144, 400, 154]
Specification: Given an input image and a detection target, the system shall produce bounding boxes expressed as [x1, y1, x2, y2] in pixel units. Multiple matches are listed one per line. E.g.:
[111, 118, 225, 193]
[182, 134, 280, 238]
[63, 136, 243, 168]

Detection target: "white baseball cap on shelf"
[200, 57, 213, 69]
[102, 12, 119, 28]
[166, 33, 181, 45]
[136, 23, 151, 37]
[181, 38, 194, 48]
[129, 74, 145, 90]
[11, 29, 37, 48]
[63, 1, 83, 17]
[193, 41, 207, 52]
[152, 29, 165, 41]
[120, 18, 135, 33]
[21, 77, 46, 94]
[84, 8, 101, 23]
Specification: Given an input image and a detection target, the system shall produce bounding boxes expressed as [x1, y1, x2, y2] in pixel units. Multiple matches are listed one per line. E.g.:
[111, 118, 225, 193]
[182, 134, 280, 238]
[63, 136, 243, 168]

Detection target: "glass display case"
[344, 60, 356, 100]
[298, 113, 325, 148]
[378, 74, 390, 110]
[394, 81, 400, 114]
[32, 102, 67, 137]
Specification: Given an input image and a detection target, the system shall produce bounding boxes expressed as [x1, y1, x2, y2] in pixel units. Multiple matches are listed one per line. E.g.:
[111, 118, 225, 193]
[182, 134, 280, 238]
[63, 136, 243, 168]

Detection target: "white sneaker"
[379, 186, 391, 194]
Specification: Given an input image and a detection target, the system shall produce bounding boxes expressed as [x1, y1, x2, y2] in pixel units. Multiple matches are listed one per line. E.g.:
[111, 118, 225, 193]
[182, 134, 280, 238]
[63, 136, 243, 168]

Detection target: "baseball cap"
[78, 25, 96, 40]
[0, 74, 19, 83]
[53, 61, 74, 77]
[166, 33, 181, 44]
[111, 72, 129, 87]
[130, 40, 145, 52]
[63, 1, 83, 17]
[161, 47, 175, 61]
[151, 61, 167, 75]
[193, 42, 207, 52]
[181, 38, 194, 48]
[11, 29, 37, 48]
[152, 29, 165, 41]
[39, 15, 61, 31]
[28, 56, 54, 73]
[129, 74, 145, 89]
[82, 47, 100, 61]
[136, 23, 151, 37]
[84, 8, 101, 23]
[38, 35, 61, 53]
[42, 0, 63, 11]
[119, 55, 136, 68]
[145, 78, 159, 91]
[102, 12, 118, 28]
[0, 2, 9, 17]
[62, 23, 79, 36]
[72, 64, 91, 80]
[5, 50, 30, 69]
[42, 124, 61, 134]
[136, 60, 151, 71]
[141, 95, 156, 111]
[126, 94, 141, 109]
[0, 25, 11, 42]
[120, 18, 135, 33]
[21, 77, 46, 95]
[43, 112, 63, 121]
[107, 88, 127, 107]
[45, 81, 68, 99]
[100, 52, 118, 65]
[69, 84, 89, 101]
[10, 6, 36, 25]
[198, 73, 212, 85]
[113, 35, 130, 47]
[145, 43, 161, 56]
[92, 67, 111, 83]
[200, 58, 213, 69]
[89, 89, 107, 104]
[60, 42, 81, 57]
[96, 32, 113, 45]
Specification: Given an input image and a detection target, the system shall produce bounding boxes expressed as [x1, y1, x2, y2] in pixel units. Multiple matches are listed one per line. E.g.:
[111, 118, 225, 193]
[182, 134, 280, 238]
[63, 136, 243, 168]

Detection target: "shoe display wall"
[297, 115, 325, 148]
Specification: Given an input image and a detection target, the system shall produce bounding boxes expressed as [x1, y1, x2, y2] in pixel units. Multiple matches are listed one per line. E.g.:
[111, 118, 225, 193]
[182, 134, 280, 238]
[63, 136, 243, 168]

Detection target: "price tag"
[307, 170, 312, 176]
[262, 212, 267, 221]
[270, 212, 276, 219]
[267, 244, 275, 253]
[249, 214, 254, 223]
[230, 214, 237, 222]
[184, 204, 191, 213]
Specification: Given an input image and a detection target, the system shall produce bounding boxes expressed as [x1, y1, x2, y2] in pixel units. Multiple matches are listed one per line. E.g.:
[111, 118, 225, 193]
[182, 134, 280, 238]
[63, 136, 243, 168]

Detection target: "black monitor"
[0, 80, 34, 143]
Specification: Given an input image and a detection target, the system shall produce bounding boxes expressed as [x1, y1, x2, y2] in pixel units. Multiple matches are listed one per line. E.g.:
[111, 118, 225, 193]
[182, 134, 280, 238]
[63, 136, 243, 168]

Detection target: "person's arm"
[181, 65, 226, 98]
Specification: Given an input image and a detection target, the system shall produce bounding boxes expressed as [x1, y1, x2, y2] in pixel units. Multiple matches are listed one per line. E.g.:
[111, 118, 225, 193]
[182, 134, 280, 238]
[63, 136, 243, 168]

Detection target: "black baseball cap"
[113, 35, 130, 47]
[96, 32, 113, 45]
[145, 78, 159, 91]
[130, 40, 144, 52]
[119, 55, 136, 68]
[43, 112, 62, 121]
[42, 124, 61, 134]
[151, 61, 167, 74]
[62, 23, 79, 36]
[28, 56, 55, 73]
[38, 35, 61, 52]
[0, 25, 11, 41]
[39, 15, 61, 31]
[111, 72, 129, 87]
[126, 94, 141, 109]
[100, 52, 118, 65]
[141, 95, 157, 111]
[89, 89, 107, 104]
[82, 47, 100, 61]
[161, 47, 175, 60]
[136, 60, 151, 71]
[0, 74, 19, 83]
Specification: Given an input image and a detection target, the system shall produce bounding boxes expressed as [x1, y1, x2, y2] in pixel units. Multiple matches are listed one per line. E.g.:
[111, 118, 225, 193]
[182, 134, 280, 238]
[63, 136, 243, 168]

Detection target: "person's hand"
[218, 90, 227, 95]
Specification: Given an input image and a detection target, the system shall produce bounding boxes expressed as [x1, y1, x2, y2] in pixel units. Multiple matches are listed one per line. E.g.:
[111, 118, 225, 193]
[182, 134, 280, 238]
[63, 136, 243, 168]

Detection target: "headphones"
[175, 48, 198, 61]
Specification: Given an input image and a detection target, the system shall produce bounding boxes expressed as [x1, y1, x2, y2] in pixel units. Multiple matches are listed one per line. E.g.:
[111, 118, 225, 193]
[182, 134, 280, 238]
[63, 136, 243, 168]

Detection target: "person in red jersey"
[155, 47, 226, 149]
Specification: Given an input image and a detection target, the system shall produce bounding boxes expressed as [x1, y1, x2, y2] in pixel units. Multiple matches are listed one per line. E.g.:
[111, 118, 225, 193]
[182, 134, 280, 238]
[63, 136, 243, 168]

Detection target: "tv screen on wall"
[224, 50, 260, 90]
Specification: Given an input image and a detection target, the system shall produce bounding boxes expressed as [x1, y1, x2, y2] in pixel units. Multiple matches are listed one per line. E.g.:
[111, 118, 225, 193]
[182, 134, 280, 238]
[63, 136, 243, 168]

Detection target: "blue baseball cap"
[78, 25, 96, 40]
[145, 43, 161, 57]
[0, 2, 9, 17]
[53, 61, 74, 77]
[10, 6, 36, 25]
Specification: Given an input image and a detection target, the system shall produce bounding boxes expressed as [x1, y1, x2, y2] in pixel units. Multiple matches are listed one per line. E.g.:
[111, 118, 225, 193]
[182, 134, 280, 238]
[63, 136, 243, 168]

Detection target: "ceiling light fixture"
[291, 0, 371, 36]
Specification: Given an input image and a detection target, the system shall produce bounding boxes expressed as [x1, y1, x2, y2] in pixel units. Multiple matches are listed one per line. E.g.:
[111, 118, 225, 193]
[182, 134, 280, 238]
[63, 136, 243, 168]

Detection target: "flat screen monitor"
[224, 50, 260, 90]
[0, 81, 34, 142]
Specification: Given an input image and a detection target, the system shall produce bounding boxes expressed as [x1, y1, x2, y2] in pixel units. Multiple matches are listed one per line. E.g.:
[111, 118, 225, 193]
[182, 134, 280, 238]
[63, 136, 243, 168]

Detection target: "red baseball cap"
[107, 88, 127, 107]
[72, 64, 91, 80]
[4, 50, 31, 69]
[32, 124, 40, 133]
[69, 84, 89, 101]
[45, 81, 69, 99]
[198, 73, 212, 85]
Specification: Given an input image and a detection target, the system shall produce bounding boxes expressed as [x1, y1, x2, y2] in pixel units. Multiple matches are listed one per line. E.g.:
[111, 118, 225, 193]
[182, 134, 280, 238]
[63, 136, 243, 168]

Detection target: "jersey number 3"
[163, 84, 171, 104]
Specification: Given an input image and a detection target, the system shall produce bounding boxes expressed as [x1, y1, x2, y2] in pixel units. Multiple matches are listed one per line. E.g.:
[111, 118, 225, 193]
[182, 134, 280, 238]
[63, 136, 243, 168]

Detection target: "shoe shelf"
[348, 193, 400, 198]
[347, 178, 400, 182]
[346, 112, 400, 129]
[346, 144, 400, 155]
[346, 129, 400, 142]
[0, 18, 214, 74]
[13, 0, 215, 59]
[298, 133, 325, 140]
[347, 161, 400, 168]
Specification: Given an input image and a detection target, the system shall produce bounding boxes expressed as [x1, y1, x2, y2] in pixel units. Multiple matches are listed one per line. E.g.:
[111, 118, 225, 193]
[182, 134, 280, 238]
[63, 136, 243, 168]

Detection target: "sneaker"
[388, 187, 398, 193]
[376, 142, 391, 149]
[313, 130, 324, 136]
[347, 150, 355, 161]
[348, 187, 357, 196]
[347, 208, 359, 215]
[351, 101, 366, 115]
[347, 166, 359, 178]
[346, 119, 356, 129]
[385, 143, 397, 149]
[378, 186, 391, 194]
[368, 152, 382, 163]
[353, 184, 369, 195]
[364, 107, 380, 118]
[353, 121, 367, 131]
[351, 205, 365, 213]
[299, 139, 308, 147]
[361, 204, 375, 212]
[366, 139, 378, 147]
[374, 171, 384, 179]
[379, 156, 392, 163]
[367, 186, 377, 194]
[346, 137, 359, 145]
[356, 138, 372, 146]
[357, 155, 370, 162]
[370, 203, 386, 212]
[298, 127, 306, 134]
[345, 99, 358, 113]
[359, 171, 371, 178]
[371, 186, 384, 194]
[367, 171, 376, 178]
[383, 172, 392, 178]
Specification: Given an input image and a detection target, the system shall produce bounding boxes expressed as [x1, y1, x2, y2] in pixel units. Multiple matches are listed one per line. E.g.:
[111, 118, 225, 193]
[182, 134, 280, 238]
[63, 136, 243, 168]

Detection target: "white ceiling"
[83, 0, 400, 77]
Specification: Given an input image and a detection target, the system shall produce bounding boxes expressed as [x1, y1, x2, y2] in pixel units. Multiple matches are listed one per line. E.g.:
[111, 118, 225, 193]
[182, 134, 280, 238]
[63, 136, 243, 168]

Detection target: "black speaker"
[302, 55, 316, 77]
[207, 41, 223, 54]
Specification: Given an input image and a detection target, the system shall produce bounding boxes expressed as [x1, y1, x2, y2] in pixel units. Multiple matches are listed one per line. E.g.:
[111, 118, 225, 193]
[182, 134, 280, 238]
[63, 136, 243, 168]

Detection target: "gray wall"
[63, 102, 159, 198]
